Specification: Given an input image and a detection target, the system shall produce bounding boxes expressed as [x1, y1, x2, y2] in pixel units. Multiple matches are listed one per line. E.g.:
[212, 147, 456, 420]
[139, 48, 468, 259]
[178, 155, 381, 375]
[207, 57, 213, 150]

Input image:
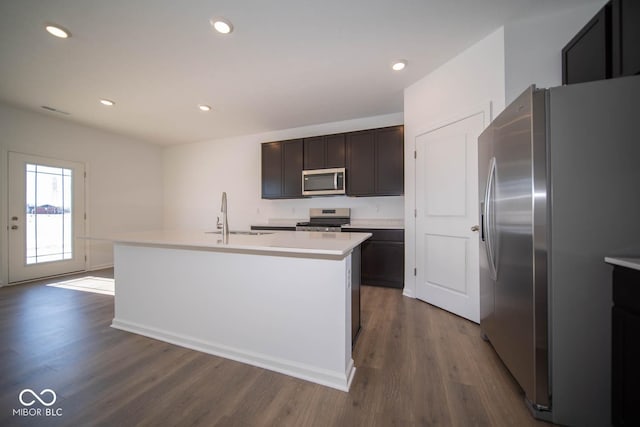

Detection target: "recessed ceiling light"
[198, 104, 212, 112]
[210, 18, 233, 34]
[99, 99, 115, 107]
[45, 24, 70, 39]
[392, 60, 407, 71]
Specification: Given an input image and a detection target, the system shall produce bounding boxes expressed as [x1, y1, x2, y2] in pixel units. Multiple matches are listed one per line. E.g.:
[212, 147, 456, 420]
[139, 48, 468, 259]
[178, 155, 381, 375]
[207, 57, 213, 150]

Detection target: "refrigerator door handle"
[483, 157, 498, 280]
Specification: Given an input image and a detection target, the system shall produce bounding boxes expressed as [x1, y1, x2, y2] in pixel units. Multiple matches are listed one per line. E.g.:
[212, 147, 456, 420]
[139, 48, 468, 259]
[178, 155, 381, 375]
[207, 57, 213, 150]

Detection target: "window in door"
[25, 163, 74, 264]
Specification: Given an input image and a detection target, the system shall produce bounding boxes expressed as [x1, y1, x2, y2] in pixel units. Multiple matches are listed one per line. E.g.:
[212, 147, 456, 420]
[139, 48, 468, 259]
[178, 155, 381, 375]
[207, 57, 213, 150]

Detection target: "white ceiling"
[0, 0, 594, 145]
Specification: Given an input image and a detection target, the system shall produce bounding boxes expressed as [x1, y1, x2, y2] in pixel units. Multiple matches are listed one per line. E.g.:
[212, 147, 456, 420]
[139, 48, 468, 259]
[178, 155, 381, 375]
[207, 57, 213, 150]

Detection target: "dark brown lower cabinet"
[350, 228, 404, 289]
[612, 265, 640, 426]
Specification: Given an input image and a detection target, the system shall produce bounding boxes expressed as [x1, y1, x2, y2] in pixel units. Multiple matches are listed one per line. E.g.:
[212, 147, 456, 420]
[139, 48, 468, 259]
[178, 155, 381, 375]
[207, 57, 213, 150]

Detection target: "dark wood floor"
[0, 270, 551, 427]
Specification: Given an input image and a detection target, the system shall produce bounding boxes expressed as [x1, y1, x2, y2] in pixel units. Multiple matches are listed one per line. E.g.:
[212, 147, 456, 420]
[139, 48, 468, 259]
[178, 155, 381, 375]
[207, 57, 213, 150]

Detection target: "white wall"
[403, 27, 506, 297]
[163, 113, 404, 232]
[0, 103, 164, 284]
[504, 0, 607, 103]
[402, 1, 608, 297]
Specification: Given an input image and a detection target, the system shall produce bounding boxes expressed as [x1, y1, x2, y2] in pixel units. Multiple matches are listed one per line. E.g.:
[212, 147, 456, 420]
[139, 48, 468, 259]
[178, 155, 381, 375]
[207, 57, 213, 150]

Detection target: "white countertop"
[103, 229, 372, 259]
[605, 257, 640, 271]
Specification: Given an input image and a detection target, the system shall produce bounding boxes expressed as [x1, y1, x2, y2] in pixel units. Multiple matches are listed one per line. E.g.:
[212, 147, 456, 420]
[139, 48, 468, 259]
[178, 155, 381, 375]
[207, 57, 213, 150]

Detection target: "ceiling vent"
[41, 106, 70, 115]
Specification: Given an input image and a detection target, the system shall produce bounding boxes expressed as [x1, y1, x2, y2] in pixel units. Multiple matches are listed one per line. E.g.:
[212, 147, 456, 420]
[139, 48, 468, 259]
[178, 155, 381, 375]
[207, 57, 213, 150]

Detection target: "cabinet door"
[376, 126, 404, 195]
[562, 4, 611, 85]
[352, 228, 405, 288]
[346, 130, 376, 196]
[262, 142, 282, 198]
[304, 134, 345, 170]
[303, 136, 325, 170]
[361, 240, 404, 288]
[282, 139, 303, 198]
[612, 0, 640, 78]
[325, 134, 346, 168]
[613, 306, 640, 426]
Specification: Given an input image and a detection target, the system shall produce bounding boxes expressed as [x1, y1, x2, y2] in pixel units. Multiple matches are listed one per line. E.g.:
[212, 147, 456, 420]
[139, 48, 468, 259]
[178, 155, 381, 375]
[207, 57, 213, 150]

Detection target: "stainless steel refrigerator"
[478, 75, 640, 427]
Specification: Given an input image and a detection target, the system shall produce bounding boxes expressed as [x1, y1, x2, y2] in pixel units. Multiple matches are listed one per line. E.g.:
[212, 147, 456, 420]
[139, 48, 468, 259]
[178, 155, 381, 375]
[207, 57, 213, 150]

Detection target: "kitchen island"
[109, 229, 370, 391]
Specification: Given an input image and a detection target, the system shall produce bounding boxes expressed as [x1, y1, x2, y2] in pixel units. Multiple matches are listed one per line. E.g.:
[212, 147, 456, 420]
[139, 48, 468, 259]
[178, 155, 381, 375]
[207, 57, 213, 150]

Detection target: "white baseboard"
[88, 263, 113, 271]
[111, 318, 355, 392]
[402, 287, 415, 298]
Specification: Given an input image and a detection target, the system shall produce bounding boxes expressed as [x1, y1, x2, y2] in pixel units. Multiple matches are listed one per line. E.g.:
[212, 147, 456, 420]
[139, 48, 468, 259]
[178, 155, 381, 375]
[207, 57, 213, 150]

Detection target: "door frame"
[404, 101, 494, 300]
[6, 151, 87, 284]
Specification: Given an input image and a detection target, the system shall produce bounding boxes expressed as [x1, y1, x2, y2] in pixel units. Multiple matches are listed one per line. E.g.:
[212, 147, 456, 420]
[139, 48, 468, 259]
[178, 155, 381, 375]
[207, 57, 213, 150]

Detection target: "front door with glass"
[8, 152, 86, 283]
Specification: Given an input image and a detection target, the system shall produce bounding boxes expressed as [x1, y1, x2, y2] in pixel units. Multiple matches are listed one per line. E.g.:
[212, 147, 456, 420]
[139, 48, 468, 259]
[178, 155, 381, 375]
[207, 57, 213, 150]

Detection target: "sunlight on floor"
[47, 276, 115, 296]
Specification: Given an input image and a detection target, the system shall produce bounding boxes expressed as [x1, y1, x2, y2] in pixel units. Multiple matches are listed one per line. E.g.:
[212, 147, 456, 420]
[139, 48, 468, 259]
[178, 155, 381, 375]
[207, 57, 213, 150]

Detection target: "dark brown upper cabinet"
[375, 126, 404, 195]
[562, 3, 612, 85]
[612, 0, 640, 78]
[345, 130, 376, 196]
[261, 125, 403, 199]
[563, 0, 640, 85]
[346, 125, 404, 197]
[261, 139, 303, 199]
[303, 134, 345, 170]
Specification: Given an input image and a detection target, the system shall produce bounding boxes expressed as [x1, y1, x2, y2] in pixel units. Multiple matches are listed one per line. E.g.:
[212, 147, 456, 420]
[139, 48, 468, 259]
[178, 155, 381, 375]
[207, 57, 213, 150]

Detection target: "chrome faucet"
[217, 191, 229, 240]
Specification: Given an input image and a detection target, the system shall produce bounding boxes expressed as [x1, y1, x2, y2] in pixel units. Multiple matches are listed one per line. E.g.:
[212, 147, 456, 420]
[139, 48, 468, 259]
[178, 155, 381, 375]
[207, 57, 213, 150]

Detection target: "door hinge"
[84, 255, 87, 262]
[84, 171, 87, 178]
[414, 268, 417, 276]
[414, 209, 417, 218]
[84, 213, 87, 220]
[414, 150, 417, 159]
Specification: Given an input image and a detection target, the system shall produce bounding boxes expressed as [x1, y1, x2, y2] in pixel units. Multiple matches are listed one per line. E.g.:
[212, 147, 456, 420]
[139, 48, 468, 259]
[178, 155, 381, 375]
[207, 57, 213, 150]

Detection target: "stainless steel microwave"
[302, 168, 346, 196]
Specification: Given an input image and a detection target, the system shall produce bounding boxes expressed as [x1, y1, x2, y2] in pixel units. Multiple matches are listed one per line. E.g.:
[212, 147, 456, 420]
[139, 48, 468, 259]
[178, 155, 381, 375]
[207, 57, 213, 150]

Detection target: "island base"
[112, 243, 356, 391]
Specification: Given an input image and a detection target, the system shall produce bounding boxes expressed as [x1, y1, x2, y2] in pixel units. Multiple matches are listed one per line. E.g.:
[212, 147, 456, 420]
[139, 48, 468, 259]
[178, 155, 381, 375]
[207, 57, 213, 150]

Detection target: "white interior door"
[8, 152, 86, 283]
[415, 112, 485, 323]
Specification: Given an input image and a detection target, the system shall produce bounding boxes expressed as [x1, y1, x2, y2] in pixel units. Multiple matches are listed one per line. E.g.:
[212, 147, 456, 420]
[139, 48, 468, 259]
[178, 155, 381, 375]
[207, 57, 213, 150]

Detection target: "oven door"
[302, 168, 345, 196]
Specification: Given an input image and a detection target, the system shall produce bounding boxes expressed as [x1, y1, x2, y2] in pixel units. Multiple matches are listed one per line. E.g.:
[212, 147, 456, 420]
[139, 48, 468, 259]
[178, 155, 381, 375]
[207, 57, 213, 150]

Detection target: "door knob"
[11, 216, 18, 221]
[471, 225, 480, 232]
[11, 225, 18, 230]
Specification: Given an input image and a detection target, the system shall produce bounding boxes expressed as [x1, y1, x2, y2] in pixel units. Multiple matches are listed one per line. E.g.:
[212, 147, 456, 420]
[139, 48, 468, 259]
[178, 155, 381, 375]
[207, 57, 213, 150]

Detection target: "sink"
[205, 231, 274, 236]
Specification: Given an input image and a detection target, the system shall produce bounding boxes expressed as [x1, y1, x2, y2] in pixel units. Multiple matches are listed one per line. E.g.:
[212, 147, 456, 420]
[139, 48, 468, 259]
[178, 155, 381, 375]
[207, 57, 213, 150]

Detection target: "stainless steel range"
[296, 208, 350, 232]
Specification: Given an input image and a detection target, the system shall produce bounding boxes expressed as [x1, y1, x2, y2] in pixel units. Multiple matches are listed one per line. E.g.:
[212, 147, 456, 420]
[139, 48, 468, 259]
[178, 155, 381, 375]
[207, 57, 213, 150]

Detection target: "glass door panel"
[8, 152, 85, 283]
[26, 164, 74, 264]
